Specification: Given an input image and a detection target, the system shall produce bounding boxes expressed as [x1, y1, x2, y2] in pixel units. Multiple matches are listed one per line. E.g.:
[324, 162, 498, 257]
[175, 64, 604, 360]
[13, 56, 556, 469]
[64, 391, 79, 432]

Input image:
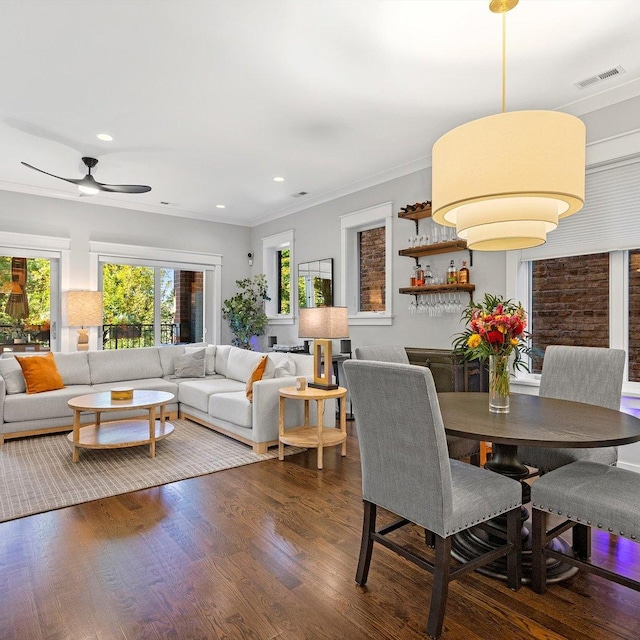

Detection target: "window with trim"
[340, 202, 393, 325]
[263, 230, 294, 323]
[277, 248, 290, 314]
[529, 253, 609, 372]
[508, 159, 640, 390]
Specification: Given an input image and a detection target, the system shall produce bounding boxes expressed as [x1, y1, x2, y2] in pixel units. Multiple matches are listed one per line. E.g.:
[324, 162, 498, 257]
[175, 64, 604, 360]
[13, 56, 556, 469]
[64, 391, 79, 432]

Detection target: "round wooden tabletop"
[68, 389, 175, 411]
[279, 385, 346, 400]
[438, 392, 640, 448]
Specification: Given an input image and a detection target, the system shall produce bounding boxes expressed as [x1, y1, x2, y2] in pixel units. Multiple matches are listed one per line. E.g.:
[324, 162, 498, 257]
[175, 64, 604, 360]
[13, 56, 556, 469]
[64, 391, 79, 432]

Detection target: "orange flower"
[467, 334, 482, 349]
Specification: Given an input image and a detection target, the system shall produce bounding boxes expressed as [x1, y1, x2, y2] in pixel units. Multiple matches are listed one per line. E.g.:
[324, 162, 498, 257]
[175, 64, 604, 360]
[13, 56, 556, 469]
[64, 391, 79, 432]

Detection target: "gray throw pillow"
[173, 349, 206, 378]
[0, 357, 27, 394]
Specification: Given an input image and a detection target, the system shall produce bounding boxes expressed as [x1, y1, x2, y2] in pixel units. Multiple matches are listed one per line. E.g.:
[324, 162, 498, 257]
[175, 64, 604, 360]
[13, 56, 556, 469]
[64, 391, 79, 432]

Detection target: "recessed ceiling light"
[273, 176, 285, 182]
[96, 133, 113, 141]
[216, 204, 226, 209]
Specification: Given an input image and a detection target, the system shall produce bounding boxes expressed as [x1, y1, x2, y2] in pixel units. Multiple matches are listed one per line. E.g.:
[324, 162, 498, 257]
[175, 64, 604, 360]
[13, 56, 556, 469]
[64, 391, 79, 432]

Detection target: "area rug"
[0, 419, 303, 523]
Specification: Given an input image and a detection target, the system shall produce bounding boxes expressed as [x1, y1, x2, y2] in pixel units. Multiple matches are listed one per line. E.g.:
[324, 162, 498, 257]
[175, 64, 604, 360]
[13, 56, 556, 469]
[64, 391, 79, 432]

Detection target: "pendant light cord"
[502, 11, 507, 113]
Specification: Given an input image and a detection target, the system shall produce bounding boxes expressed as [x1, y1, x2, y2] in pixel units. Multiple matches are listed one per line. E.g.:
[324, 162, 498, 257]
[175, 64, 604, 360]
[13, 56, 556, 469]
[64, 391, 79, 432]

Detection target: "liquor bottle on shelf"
[415, 264, 425, 286]
[424, 264, 433, 284]
[458, 260, 470, 284]
[410, 265, 418, 286]
[447, 260, 458, 284]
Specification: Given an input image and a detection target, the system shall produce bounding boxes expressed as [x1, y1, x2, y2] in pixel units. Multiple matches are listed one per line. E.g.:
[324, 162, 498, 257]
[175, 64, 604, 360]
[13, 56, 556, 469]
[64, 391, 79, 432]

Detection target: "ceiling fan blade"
[23, 159, 152, 194]
[21, 161, 83, 185]
[96, 183, 152, 194]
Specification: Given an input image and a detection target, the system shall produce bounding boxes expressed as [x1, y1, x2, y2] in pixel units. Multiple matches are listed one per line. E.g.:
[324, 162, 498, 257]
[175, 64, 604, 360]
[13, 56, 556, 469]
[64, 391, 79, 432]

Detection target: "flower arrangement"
[453, 294, 533, 409]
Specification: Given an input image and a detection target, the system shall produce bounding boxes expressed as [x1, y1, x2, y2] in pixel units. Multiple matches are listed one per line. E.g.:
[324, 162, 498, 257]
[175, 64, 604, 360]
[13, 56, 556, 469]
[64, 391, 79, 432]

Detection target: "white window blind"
[520, 159, 640, 261]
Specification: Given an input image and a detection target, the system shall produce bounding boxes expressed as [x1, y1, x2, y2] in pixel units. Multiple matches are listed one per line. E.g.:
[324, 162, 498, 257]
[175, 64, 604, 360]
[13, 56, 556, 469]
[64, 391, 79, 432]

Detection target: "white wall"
[251, 168, 506, 353]
[0, 190, 251, 348]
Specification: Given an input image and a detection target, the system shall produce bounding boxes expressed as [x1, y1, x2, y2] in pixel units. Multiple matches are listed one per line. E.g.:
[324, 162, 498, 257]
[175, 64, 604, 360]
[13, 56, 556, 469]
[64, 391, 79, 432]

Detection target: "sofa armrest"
[0, 376, 6, 428]
[251, 376, 337, 444]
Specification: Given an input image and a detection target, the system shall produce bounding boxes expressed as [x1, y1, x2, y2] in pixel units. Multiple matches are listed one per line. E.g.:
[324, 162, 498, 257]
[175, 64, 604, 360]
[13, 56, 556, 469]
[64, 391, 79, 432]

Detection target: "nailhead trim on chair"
[532, 501, 636, 540]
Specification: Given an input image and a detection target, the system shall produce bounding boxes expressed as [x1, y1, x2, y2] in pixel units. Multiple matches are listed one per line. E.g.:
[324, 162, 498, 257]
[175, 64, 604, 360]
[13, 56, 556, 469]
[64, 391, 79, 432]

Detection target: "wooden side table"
[278, 385, 347, 470]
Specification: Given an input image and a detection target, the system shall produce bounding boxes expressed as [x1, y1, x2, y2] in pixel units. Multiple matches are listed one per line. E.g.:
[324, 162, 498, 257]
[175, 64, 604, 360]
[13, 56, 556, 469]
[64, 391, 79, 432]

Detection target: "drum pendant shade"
[432, 110, 586, 251]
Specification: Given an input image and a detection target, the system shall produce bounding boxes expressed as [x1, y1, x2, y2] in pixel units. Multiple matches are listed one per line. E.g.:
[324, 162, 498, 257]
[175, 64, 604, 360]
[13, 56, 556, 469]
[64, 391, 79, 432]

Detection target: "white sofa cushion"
[179, 378, 245, 412]
[88, 347, 163, 384]
[273, 355, 296, 378]
[289, 353, 314, 377]
[3, 385, 93, 422]
[226, 348, 266, 383]
[0, 357, 26, 394]
[53, 352, 91, 385]
[185, 345, 216, 375]
[214, 345, 233, 376]
[208, 391, 252, 429]
[158, 345, 186, 376]
[174, 350, 206, 378]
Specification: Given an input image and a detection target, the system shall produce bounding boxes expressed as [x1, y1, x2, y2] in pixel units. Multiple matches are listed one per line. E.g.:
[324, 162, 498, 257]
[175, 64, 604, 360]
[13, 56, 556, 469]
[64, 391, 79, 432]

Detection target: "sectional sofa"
[0, 344, 333, 453]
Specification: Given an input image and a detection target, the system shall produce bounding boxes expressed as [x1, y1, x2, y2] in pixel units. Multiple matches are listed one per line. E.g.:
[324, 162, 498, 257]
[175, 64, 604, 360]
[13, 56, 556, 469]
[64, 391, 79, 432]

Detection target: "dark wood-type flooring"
[2, 421, 640, 639]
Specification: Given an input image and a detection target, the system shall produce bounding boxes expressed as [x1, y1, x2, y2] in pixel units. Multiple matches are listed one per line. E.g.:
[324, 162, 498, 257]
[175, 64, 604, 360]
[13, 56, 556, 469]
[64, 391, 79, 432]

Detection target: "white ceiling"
[2, 0, 640, 227]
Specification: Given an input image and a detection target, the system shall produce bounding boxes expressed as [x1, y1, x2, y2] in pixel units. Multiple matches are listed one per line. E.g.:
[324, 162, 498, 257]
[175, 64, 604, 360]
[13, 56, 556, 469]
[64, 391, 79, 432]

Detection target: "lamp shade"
[299, 306, 349, 339]
[432, 110, 586, 250]
[65, 291, 103, 327]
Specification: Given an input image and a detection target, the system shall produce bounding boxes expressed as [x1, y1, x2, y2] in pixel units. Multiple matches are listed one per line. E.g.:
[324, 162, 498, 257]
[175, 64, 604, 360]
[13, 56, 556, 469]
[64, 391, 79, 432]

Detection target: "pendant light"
[431, 0, 586, 251]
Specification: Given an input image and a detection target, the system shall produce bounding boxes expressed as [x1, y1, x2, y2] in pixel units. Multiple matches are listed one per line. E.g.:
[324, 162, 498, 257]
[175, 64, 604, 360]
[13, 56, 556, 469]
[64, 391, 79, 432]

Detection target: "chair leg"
[573, 523, 592, 559]
[531, 508, 547, 594]
[424, 529, 435, 548]
[355, 500, 376, 586]
[426, 535, 451, 640]
[505, 507, 522, 591]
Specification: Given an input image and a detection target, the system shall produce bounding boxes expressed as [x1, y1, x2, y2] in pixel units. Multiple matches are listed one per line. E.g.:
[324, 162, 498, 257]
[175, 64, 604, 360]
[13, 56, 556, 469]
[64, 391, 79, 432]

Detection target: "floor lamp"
[65, 291, 103, 351]
[298, 306, 349, 390]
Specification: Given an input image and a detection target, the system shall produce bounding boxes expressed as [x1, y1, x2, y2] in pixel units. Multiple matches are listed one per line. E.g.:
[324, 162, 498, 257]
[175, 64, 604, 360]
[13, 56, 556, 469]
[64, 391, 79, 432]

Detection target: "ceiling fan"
[21, 156, 152, 195]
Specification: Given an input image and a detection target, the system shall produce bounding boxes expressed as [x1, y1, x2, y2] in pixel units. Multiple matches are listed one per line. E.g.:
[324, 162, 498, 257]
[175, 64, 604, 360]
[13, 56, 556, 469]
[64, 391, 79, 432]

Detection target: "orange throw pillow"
[246, 355, 268, 402]
[16, 352, 64, 394]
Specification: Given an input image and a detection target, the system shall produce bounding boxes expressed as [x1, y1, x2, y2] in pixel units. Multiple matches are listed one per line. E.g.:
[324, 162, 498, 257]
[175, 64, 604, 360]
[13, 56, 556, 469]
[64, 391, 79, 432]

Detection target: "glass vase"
[488, 354, 510, 414]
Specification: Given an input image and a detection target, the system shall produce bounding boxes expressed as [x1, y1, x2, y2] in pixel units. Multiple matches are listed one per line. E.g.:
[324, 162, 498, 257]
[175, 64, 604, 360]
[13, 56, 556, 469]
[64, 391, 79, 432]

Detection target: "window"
[359, 227, 386, 312]
[277, 248, 290, 314]
[529, 254, 609, 372]
[0, 256, 54, 352]
[91, 241, 222, 348]
[101, 263, 204, 349]
[263, 230, 294, 323]
[340, 202, 393, 325]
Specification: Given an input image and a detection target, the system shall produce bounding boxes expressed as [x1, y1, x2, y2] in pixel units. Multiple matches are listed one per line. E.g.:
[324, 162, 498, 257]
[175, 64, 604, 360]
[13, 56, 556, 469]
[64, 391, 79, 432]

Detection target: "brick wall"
[531, 253, 609, 372]
[359, 227, 385, 312]
[174, 270, 203, 343]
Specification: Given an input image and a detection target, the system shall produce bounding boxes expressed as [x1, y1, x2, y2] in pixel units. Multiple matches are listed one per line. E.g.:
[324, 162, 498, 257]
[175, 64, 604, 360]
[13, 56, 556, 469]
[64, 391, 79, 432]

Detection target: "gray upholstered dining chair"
[518, 345, 625, 474]
[531, 460, 640, 596]
[518, 345, 625, 559]
[354, 345, 480, 464]
[343, 360, 522, 639]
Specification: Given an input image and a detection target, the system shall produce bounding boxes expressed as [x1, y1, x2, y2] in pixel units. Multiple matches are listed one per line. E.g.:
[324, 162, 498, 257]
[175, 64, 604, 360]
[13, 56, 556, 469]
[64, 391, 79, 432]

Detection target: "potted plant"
[222, 275, 270, 349]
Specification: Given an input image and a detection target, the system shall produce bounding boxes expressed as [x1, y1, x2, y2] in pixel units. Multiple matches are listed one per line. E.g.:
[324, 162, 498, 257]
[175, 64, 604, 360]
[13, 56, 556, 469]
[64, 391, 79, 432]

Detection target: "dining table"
[437, 391, 640, 583]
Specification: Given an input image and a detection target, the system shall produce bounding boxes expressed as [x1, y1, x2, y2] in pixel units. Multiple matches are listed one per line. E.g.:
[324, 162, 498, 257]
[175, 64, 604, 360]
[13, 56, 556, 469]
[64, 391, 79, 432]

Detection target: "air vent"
[575, 65, 626, 90]
[291, 191, 309, 198]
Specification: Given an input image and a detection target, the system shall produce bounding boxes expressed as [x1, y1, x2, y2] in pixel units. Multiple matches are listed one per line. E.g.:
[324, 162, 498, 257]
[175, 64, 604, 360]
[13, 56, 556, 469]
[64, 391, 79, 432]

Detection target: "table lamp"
[65, 290, 103, 351]
[298, 306, 349, 390]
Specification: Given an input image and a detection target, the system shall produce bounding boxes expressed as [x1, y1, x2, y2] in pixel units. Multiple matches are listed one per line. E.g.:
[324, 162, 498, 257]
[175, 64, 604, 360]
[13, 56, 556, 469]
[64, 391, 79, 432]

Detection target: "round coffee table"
[67, 390, 175, 462]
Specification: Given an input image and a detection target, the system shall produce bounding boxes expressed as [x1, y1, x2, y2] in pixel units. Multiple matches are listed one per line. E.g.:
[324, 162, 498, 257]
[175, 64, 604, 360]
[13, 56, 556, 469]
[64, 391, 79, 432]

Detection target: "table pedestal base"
[451, 442, 578, 584]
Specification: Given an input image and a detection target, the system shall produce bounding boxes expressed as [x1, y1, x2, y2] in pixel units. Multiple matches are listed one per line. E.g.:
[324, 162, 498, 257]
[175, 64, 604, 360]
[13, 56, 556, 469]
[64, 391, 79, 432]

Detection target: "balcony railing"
[102, 323, 178, 350]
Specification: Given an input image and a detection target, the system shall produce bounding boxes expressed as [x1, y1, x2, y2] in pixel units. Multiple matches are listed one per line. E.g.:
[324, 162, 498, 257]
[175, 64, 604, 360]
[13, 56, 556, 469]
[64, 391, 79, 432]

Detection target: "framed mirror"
[298, 258, 333, 309]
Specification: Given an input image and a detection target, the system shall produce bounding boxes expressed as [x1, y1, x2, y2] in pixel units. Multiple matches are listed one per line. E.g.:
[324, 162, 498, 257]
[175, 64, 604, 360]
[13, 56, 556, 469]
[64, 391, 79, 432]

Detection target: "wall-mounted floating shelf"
[399, 283, 475, 295]
[398, 203, 432, 221]
[399, 240, 468, 259]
